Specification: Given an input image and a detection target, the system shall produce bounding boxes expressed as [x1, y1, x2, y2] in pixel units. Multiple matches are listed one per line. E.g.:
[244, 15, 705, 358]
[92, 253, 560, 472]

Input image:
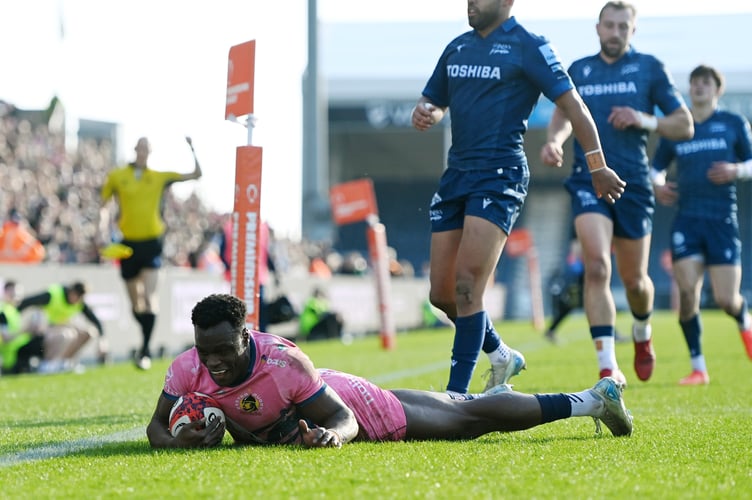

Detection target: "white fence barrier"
[0, 263, 505, 363]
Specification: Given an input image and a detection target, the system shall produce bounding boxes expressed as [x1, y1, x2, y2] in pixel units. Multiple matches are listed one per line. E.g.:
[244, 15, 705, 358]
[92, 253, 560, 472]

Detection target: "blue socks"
[447, 311, 485, 393]
[482, 311, 501, 353]
[733, 297, 749, 327]
[589, 325, 613, 339]
[680, 314, 702, 357]
[535, 394, 572, 423]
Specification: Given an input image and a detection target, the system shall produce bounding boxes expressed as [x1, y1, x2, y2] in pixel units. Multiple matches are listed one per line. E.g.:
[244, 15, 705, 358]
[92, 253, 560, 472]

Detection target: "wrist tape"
[639, 113, 658, 131]
[585, 149, 607, 173]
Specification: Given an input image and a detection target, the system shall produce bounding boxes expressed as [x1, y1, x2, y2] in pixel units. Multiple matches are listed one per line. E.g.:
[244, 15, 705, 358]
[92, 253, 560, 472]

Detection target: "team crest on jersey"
[489, 43, 511, 55]
[237, 393, 263, 414]
[621, 63, 639, 75]
[583, 65, 592, 78]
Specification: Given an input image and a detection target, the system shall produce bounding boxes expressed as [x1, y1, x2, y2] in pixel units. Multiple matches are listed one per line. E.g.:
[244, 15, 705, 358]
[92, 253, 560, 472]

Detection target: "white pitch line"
[0, 427, 144, 468]
[0, 340, 555, 468]
[0, 360, 452, 468]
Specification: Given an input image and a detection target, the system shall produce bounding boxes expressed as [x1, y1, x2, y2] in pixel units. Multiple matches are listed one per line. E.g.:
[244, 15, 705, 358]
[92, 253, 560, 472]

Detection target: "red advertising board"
[226, 40, 256, 120]
[329, 179, 378, 226]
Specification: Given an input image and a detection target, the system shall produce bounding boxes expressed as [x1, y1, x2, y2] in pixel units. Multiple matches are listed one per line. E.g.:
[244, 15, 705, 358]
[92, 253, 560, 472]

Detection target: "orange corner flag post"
[226, 39, 263, 328]
[231, 146, 263, 329]
[330, 179, 396, 349]
[366, 220, 396, 349]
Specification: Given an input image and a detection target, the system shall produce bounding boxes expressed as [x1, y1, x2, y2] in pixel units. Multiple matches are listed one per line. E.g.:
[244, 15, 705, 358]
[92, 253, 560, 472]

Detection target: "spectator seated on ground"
[298, 287, 344, 342]
[0, 280, 44, 374]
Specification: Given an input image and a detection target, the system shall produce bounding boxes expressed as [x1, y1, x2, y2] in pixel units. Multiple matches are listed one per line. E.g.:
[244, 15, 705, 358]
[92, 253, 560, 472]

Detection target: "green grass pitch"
[1, 310, 751, 499]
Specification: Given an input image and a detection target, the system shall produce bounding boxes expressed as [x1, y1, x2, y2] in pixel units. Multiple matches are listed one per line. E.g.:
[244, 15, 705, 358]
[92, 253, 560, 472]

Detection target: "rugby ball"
[168, 392, 226, 437]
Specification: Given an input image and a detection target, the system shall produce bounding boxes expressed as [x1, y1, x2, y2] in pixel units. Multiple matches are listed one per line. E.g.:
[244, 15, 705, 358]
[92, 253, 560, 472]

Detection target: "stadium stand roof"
[323, 14, 752, 102]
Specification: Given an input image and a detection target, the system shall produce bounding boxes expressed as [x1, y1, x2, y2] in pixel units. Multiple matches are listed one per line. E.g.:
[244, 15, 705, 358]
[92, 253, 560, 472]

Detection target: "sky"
[3, 0, 752, 239]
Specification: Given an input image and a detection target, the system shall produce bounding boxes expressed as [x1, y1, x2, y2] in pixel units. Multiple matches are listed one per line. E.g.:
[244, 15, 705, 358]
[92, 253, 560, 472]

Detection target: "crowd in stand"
[0, 99, 220, 266]
[0, 98, 414, 280]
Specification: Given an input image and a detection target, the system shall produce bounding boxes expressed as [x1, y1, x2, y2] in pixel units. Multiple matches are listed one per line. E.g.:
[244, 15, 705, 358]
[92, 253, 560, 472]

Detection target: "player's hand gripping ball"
[169, 392, 226, 437]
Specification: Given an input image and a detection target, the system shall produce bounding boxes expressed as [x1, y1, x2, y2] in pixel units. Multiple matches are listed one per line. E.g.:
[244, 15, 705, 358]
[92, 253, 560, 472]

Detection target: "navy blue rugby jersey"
[652, 109, 752, 219]
[422, 16, 573, 171]
[567, 47, 686, 186]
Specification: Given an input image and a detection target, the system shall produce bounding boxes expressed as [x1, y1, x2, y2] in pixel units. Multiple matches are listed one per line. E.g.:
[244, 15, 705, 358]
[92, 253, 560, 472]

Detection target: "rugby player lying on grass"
[147, 294, 632, 448]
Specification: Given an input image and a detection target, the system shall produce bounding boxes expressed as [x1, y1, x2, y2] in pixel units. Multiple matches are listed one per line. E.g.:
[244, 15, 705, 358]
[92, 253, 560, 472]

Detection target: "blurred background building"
[315, 14, 752, 317]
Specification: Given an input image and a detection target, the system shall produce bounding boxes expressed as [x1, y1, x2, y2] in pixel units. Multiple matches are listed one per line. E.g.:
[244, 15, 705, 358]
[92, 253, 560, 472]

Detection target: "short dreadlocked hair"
[191, 294, 247, 331]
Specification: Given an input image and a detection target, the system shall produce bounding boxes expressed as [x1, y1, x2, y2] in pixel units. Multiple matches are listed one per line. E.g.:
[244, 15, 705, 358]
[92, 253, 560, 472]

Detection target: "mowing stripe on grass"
[366, 337, 561, 385]
[0, 340, 555, 468]
[0, 428, 144, 468]
[368, 361, 448, 384]
[0, 359, 455, 467]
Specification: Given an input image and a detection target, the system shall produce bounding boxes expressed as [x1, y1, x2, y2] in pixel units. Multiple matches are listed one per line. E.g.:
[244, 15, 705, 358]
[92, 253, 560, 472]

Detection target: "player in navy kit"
[412, 0, 625, 396]
[651, 65, 752, 385]
[541, 1, 693, 384]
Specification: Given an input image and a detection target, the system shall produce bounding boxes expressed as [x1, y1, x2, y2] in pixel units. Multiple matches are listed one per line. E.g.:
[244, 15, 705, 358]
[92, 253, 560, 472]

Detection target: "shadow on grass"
[2, 429, 628, 470]
[72, 441, 239, 458]
[470, 432, 622, 445]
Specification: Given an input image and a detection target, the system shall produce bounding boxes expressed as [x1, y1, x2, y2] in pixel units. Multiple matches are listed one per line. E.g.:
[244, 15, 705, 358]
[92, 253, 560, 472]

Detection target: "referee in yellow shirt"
[100, 136, 202, 369]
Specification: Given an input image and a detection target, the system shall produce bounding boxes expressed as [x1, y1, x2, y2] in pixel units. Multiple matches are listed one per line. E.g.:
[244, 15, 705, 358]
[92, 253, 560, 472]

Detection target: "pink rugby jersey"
[162, 332, 406, 444]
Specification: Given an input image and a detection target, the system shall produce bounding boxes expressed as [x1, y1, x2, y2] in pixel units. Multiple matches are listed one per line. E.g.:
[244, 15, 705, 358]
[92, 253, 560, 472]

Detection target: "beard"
[600, 39, 627, 59]
[468, 10, 495, 32]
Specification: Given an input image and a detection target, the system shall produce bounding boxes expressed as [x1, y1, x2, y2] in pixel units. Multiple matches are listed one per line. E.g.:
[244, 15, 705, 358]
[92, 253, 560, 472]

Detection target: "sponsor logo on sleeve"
[538, 43, 562, 66]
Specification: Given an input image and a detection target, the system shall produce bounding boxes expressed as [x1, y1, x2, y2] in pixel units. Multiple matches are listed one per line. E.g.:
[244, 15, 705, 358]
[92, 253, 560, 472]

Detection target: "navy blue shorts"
[429, 166, 529, 235]
[120, 238, 163, 280]
[566, 178, 654, 239]
[671, 214, 741, 265]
